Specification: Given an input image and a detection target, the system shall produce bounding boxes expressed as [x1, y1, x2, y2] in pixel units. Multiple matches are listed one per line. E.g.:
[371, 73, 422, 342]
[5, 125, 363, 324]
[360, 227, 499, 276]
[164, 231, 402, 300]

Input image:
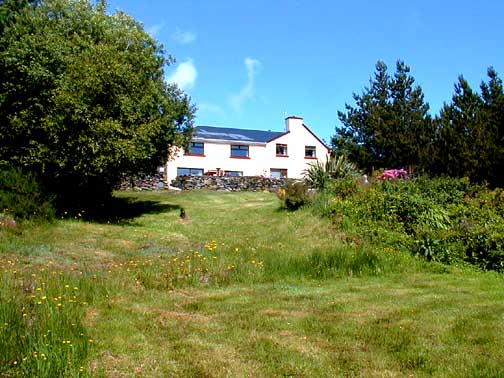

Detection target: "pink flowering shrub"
[377, 169, 408, 181]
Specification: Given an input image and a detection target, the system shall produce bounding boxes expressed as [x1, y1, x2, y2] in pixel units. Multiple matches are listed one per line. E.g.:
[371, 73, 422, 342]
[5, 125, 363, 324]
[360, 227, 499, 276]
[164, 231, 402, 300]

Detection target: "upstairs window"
[231, 144, 249, 158]
[186, 142, 204, 155]
[276, 144, 288, 156]
[305, 146, 316, 158]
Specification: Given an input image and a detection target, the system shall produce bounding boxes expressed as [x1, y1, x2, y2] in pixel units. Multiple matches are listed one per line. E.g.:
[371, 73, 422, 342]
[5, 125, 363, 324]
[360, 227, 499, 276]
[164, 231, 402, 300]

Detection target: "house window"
[231, 145, 249, 158]
[177, 167, 204, 176]
[276, 144, 288, 156]
[185, 142, 204, 155]
[305, 146, 316, 158]
[270, 168, 287, 178]
[225, 171, 243, 177]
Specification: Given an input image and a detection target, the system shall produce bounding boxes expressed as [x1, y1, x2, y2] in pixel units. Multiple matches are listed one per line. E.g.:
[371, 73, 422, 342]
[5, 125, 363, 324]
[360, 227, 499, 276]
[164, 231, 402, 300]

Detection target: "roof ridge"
[196, 125, 283, 133]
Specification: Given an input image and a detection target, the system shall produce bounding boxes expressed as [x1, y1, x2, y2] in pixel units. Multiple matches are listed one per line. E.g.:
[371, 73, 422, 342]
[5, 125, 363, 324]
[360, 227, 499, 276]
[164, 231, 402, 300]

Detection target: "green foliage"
[433, 75, 490, 182]
[436, 68, 504, 187]
[303, 161, 330, 190]
[311, 177, 504, 271]
[333, 62, 504, 187]
[464, 229, 504, 271]
[0, 167, 54, 221]
[333, 60, 433, 172]
[304, 155, 361, 190]
[277, 181, 310, 210]
[0, 0, 194, 207]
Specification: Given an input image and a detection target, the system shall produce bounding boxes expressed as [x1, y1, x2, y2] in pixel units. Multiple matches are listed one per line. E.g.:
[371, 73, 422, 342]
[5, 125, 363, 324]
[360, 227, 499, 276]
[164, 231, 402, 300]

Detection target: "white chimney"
[285, 116, 304, 132]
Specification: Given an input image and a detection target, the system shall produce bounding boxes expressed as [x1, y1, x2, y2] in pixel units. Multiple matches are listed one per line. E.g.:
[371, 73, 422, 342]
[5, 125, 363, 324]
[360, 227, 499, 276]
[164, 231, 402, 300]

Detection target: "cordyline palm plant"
[304, 155, 361, 190]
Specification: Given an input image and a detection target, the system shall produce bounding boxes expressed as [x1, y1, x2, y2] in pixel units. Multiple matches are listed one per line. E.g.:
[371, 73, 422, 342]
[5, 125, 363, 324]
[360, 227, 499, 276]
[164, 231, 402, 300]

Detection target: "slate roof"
[194, 126, 286, 143]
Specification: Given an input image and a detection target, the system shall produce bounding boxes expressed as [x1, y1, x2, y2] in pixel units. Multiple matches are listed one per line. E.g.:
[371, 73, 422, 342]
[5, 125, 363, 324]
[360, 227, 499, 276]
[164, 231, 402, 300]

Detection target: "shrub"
[303, 161, 330, 190]
[277, 181, 310, 210]
[310, 176, 504, 271]
[328, 177, 363, 199]
[304, 155, 361, 190]
[0, 167, 54, 221]
[463, 228, 504, 271]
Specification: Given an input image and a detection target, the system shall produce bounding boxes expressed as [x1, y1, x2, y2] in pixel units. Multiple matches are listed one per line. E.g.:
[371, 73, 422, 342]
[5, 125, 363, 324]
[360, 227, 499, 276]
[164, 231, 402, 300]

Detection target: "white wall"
[166, 142, 267, 183]
[165, 116, 329, 184]
[264, 117, 329, 178]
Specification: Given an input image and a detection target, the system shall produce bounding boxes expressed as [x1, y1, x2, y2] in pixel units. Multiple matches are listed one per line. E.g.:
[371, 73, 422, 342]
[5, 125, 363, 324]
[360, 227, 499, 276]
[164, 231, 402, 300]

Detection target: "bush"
[0, 167, 54, 221]
[304, 155, 361, 190]
[463, 227, 504, 271]
[277, 181, 310, 210]
[310, 176, 504, 271]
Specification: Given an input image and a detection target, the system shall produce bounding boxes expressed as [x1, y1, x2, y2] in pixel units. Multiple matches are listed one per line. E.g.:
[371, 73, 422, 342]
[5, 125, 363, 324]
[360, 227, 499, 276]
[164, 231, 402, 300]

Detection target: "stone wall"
[120, 174, 292, 192]
[119, 174, 167, 191]
[171, 175, 290, 192]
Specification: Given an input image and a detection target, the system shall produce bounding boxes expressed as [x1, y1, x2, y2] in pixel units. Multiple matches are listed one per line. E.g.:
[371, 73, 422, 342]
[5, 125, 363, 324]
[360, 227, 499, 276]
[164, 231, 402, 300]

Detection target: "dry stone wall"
[120, 174, 291, 192]
[119, 174, 167, 191]
[171, 175, 290, 192]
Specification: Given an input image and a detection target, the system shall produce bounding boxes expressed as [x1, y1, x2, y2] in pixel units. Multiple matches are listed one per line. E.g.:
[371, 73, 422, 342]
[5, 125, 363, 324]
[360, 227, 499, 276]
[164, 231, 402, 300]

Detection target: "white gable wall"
[264, 117, 329, 178]
[165, 116, 329, 184]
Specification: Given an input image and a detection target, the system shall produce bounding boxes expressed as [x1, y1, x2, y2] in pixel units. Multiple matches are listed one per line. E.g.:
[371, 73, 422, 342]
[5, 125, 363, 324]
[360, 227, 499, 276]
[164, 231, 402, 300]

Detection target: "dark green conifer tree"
[333, 60, 433, 173]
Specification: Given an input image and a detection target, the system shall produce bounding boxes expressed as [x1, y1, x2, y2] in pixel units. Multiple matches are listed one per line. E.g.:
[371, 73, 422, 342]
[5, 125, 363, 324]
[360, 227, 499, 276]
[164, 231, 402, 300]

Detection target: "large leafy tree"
[332, 60, 433, 173]
[0, 0, 194, 205]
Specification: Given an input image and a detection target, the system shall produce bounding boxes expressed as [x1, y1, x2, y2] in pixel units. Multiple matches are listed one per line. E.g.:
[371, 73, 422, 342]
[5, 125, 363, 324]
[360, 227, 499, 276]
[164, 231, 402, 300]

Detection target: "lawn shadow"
[274, 205, 304, 213]
[80, 196, 181, 225]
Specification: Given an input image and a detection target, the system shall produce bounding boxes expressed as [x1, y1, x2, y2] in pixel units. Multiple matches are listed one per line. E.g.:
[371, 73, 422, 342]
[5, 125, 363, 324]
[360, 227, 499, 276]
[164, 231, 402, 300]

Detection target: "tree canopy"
[0, 0, 194, 206]
[333, 61, 504, 187]
[332, 60, 433, 173]
[433, 68, 504, 186]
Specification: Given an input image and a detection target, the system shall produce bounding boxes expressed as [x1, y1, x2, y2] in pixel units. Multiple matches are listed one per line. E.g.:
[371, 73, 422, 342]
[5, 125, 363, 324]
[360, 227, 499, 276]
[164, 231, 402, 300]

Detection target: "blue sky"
[107, 0, 504, 144]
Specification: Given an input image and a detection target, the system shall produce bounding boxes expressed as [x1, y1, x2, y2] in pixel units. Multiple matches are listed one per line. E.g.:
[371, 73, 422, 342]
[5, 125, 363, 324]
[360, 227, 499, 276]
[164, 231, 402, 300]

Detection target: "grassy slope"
[1, 190, 503, 377]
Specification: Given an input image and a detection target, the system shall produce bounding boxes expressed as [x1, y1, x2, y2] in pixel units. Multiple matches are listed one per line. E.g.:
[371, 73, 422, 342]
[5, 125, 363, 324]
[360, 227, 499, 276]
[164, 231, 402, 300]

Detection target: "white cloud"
[198, 103, 225, 117]
[172, 28, 196, 44]
[166, 59, 197, 91]
[146, 21, 165, 37]
[230, 57, 261, 112]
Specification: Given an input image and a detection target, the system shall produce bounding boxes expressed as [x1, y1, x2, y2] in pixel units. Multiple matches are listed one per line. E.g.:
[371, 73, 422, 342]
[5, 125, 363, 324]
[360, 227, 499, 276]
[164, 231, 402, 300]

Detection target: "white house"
[164, 116, 330, 184]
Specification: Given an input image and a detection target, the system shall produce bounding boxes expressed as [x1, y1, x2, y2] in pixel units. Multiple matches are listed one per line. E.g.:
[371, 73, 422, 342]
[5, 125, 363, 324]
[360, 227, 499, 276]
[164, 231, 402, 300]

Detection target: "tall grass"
[0, 262, 101, 377]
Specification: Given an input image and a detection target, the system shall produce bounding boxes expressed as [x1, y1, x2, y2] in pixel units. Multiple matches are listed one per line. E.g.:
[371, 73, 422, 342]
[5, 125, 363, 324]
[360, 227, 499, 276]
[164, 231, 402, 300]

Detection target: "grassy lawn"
[1, 190, 503, 377]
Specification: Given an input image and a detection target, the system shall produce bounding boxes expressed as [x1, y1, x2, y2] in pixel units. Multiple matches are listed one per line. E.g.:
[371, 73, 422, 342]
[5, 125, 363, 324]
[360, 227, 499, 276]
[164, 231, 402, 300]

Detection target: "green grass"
[1, 190, 503, 377]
